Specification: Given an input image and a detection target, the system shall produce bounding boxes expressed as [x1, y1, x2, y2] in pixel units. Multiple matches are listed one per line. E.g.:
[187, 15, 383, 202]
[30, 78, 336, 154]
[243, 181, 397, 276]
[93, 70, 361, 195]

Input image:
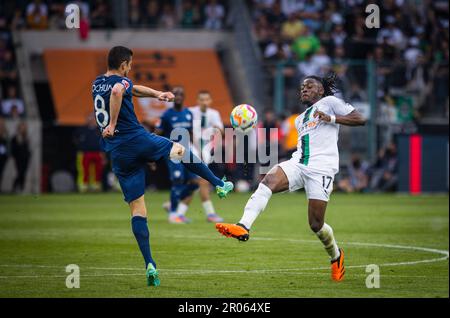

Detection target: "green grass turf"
[0, 191, 448, 298]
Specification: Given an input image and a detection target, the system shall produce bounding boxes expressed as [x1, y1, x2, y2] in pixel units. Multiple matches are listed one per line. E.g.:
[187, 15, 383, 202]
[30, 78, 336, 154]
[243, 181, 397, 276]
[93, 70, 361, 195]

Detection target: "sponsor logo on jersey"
[121, 80, 130, 90]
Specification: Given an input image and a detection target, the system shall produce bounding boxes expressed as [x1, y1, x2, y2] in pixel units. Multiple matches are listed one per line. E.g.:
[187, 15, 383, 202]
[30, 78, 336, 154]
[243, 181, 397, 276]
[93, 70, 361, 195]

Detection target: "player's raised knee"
[261, 173, 278, 191]
[170, 143, 185, 160]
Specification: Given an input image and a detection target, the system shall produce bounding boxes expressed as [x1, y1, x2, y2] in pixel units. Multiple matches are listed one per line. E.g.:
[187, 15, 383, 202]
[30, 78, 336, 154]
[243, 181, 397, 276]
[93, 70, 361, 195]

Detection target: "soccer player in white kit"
[216, 74, 366, 281]
[188, 90, 225, 222]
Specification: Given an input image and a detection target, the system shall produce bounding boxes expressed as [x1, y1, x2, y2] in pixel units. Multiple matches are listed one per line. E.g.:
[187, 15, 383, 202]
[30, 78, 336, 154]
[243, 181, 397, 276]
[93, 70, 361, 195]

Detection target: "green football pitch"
[0, 191, 448, 298]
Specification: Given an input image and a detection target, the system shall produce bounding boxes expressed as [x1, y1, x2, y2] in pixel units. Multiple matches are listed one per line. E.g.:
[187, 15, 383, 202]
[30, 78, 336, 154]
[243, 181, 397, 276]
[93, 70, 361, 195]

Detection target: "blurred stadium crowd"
[250, 0, 449, 121]
[0, 0, 448, 195]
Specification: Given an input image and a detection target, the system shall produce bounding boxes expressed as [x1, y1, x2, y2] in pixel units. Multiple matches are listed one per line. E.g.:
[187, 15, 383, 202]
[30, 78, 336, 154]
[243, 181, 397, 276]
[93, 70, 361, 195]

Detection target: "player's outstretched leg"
[130, 196, 160, 286]
[199, 178, 224, 222]
[216, 166, 288, 241]
[308, 199, 344, 282]
[170, 143, 233, 198]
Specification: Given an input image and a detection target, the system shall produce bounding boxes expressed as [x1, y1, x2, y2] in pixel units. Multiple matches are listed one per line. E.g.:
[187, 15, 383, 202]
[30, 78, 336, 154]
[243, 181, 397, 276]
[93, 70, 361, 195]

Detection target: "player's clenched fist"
[314, 110, 331, 122]
[102, 124, 116, 138]
[158, 91, 175, 102]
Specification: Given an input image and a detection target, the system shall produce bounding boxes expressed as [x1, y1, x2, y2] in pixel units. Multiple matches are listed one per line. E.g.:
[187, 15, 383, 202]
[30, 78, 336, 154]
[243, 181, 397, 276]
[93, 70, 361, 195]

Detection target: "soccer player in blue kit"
[92, 46, 234, 286]
[157, 86, 197, 224]
[157, 86, 225, 224]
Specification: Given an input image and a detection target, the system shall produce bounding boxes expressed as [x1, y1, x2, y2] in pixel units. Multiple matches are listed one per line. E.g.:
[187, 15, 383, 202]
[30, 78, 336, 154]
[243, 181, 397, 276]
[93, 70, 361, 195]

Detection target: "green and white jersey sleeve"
[291, 96, 355, 175]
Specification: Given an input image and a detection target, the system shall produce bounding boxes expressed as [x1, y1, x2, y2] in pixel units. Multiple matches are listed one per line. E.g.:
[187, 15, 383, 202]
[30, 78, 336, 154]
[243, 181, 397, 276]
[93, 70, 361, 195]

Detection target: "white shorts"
[278, 158, 335, 201]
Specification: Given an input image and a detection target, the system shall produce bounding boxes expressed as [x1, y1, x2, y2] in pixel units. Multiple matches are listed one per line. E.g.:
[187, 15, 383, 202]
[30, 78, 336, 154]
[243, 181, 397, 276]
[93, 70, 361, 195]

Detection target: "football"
[230, 104, 258, 133]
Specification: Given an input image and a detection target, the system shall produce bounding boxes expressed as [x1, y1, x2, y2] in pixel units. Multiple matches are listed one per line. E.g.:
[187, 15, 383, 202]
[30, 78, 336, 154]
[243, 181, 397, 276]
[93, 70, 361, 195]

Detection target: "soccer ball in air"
[230, 104, 258, 133]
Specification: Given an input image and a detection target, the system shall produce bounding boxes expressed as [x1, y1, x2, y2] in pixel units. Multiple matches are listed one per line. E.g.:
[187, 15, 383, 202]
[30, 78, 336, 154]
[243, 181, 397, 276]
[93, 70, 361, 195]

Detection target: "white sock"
[202, 200, 215, 215]
[238, 183, 272, 229]
[176, 202, 189, 216]
[316, 223, 340, 261]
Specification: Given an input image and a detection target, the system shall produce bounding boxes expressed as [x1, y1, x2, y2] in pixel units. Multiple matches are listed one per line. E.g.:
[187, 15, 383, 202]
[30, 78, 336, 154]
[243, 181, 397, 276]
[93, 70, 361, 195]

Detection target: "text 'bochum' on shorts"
[109, 132, 173, 203]
[278, 157, 335, 202]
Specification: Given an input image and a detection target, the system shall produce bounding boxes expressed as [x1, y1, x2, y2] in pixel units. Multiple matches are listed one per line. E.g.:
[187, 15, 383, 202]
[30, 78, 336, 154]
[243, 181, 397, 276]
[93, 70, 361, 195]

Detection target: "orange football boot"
[215, 223, 250, 242]
[331, 248, 345, 282]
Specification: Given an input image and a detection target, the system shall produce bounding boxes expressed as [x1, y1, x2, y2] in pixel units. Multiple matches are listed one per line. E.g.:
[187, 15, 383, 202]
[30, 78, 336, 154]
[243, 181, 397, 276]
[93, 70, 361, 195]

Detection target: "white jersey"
[291, 95, 355, 175]
[189, 106, 224, 163]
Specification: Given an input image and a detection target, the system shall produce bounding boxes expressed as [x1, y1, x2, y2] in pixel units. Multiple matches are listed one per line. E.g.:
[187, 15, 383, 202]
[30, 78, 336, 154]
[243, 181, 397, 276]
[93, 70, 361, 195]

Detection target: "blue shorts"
[109, 132, 173, 203]
[167, 159, 198, 185]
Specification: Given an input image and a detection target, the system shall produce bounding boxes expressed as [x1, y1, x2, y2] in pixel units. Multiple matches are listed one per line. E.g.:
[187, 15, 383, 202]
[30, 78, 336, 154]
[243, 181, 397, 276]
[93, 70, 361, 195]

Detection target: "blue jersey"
[92, 74, 146, 152]
[159, 107, 193, 145]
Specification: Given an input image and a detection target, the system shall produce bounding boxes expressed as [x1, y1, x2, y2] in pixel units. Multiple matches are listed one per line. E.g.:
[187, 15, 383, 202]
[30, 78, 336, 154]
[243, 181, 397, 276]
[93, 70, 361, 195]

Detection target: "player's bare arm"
[102, 83, 125, 139]
[314, 109, 367, 126]
[132, 85, 174, 101]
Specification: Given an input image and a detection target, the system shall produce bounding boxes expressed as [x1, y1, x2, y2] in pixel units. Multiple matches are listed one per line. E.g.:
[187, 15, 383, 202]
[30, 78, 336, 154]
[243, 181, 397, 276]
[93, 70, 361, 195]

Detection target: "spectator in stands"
[91, 0, 114, 29]
[298, 0, 322, 33]
[297, 46, 330, 79]
[264, 35, 291, 61]
[1, 86, 24, 118]
[129, 0, 143, 27]
[280, 0, 303, 16]
[257, 107, 282, 168]
[310, 46, 331, 77]
[377, 15, 406, 51]
[347, 82, 367, 102]
[48, 1, 66, 30]
[0, 16, 11, 42]
[252, 0, 276, 18]
[0, 49, 18, 84]
[281, 13, 305, 42]
[266, 1, 286, 27]
[144, 0, 160, 28]
[331, 22, 347, 48]
[11, 121, 30, 193]
[291, 26, 320, 61]
[0, 117, 9, 192]
[281, 105, 300, 159]
[344, 23, 372, 60]
[204, 0, 225, 30]
[369, 142, 398, 192]
[73, 113, 104, 192]
[26, 0, 48, 30]
[159, 3, 176, 29]
[338, 154, 369, 193]
[253, 14, 274, 51]
[181, 0, 201, 28]
[10, 9, 26, 30]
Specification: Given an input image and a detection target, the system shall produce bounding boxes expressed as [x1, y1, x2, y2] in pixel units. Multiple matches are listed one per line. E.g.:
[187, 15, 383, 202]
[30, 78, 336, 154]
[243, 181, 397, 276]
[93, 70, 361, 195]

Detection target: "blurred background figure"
[337, 154, 369, 193]
[369, 142, 398, 192]
[204, 0, 225, 30]
[281, 105, 300, 160]
[189, 90, 225, 222]
[256, 107, 282, 180]
[11, 121, 31, 193]
[26, 0, 48, 30]
[73, 113, 104, 192]
[0, 117, 9, 192]
[1, 85, 25, 118]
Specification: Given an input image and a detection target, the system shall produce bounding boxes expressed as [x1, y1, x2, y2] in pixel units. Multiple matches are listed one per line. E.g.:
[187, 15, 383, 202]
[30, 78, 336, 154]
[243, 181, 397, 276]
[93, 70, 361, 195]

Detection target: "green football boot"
[146, 263, 160, 287]
[216, 177, 234, 199]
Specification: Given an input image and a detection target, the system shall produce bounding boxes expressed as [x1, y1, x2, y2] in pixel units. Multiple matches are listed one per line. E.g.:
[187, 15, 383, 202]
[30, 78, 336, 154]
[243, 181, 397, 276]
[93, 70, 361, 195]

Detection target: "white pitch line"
[0, 273, 432, 279]
[0, 238, 447, 278]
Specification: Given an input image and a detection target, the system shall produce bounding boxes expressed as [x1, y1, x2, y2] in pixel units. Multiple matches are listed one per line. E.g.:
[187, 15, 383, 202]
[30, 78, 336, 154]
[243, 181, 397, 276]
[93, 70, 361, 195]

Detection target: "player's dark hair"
[108, 46, 133, 70]
[305, 72, 338, 97]
[197, 90, 211, 96]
